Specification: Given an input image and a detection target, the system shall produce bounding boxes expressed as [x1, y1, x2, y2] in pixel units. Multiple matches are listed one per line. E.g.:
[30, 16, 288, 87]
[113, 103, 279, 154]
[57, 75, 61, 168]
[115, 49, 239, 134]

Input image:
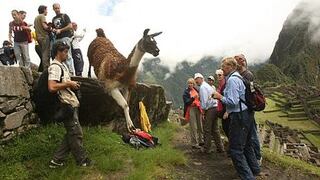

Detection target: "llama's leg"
[123, 88, 130, 102]
[110, 88, 135, 131]
[88, 63, 91, 78]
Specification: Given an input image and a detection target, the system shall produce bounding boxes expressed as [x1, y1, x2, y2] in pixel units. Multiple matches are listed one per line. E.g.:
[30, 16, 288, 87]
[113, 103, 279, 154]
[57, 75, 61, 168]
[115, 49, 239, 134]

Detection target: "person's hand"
[223, 112, 229, 120]
[55, 29, 61, 34]
[212, 92, 223, 100]
[67, 81, 80, 90]
[192, 94, 199, 99]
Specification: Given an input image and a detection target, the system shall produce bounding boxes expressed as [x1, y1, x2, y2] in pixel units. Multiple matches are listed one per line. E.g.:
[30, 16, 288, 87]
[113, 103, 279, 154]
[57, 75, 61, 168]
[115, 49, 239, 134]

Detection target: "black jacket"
[182, 88, 196, 117]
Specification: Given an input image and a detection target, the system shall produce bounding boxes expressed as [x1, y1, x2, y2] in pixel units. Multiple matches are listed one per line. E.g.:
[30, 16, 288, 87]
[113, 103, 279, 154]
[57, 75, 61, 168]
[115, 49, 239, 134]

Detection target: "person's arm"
[183, 89, 194, 106]
[199, 86, 207, 110]
[73, 30, 85, 41]
[221, 78, 240, 106]
[48, 80, 79, 93]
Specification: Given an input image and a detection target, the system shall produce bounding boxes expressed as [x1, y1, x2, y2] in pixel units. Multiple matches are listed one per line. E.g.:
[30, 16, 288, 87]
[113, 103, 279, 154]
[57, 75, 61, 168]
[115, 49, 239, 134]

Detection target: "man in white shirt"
[71, 22, 85, 76]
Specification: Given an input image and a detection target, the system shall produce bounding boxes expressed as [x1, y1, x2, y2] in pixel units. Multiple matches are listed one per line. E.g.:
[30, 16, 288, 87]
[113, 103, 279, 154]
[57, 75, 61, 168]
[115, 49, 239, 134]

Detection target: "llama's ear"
[150, 32, 162, 38]
[143, 29, 150, 37]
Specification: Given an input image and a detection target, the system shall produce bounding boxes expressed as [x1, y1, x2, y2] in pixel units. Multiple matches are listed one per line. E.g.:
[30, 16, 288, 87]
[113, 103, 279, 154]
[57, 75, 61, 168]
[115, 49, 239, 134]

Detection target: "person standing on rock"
[183, 78, 204, 149]
[8, 9, 31, 68]
[213, 57, 260, 180]
[48, 41, 91, 168]
[71, 22, 85, 76]
[194, 73, 224, 153]
[34, 5, 52, 72]
[235, 54, 262, 166]
[51, 3, 75, 75]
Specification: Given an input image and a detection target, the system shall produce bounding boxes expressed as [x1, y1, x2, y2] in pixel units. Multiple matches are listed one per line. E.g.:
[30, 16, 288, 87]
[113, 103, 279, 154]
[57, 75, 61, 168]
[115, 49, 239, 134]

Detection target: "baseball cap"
[194, 73, 204, 79]
[207, 75, 214, 81]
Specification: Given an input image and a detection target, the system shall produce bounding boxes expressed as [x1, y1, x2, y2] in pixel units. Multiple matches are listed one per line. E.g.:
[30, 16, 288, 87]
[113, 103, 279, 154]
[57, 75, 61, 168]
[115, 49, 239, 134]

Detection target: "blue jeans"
[14, 41, 30, 68]
[229, 110, 260, 180]
[55, 37, 75, 75]
[249, 111, 262, 161]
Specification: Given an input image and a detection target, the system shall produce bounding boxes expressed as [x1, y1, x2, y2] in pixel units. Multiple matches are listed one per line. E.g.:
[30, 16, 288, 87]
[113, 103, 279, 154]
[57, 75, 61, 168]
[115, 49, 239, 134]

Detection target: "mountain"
[269, 1, 320, 86]
[138, 56, 221, 108]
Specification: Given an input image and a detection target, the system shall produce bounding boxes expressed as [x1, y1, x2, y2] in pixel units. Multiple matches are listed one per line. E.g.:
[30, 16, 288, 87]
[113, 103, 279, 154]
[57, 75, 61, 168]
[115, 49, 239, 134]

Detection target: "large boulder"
[72, 77, 171, 132]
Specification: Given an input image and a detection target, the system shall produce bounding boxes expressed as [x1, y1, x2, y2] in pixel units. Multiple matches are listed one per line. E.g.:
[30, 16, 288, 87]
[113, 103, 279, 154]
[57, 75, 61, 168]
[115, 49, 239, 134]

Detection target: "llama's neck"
[128, 44, 145, 67]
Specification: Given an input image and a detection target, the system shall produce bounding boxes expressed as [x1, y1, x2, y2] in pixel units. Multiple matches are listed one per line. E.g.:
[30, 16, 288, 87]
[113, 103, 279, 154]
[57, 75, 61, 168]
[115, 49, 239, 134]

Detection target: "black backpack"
[232, 74, 266, 111]
[33, 63, 64, 124]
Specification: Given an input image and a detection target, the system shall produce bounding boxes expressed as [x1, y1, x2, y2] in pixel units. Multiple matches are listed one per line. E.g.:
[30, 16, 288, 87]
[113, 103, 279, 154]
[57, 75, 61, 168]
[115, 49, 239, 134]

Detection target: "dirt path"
[172, 125, 319, 180]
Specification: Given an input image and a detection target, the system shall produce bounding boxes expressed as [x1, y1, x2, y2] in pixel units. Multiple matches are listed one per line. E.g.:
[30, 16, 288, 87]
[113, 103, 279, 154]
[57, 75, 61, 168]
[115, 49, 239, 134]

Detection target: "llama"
[87, 28, 162, 131]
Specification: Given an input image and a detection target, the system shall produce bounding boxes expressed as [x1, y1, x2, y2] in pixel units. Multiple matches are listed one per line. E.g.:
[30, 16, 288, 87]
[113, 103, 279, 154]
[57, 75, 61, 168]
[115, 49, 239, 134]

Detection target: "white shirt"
[71, 29, 85, 49]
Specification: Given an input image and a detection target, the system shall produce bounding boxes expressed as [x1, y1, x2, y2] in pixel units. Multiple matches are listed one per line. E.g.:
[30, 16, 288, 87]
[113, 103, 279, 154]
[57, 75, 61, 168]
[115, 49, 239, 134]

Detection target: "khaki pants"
[53, 108, 87, 165]
[203, 107, 224, 152]
[189, 107, 203, 145]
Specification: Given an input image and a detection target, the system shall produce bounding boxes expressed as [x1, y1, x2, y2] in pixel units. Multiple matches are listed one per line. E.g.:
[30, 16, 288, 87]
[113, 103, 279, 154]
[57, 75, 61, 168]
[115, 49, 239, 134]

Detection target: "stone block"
[4, 109, 28, 130]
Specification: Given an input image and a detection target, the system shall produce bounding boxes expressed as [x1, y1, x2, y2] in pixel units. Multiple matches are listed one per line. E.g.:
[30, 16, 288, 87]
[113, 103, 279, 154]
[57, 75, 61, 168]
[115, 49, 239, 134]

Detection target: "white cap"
[208, 75, 215, 81]
[194, 73, 204, 79]
[215, 69, 223, 75]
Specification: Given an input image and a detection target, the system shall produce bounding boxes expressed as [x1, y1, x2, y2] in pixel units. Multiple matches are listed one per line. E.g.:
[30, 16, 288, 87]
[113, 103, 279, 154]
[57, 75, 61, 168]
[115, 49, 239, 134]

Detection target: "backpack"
[232, 74, 266, 111]
[33, 63, 64, 124]
[122, 131, 159, 149]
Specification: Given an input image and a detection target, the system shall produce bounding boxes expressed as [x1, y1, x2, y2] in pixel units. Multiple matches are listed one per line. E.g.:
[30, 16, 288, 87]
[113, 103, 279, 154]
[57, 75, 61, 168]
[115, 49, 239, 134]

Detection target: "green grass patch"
[263, 148, 320, 177]
[0, 122, 186, 180]
[304, 133, 320, 149]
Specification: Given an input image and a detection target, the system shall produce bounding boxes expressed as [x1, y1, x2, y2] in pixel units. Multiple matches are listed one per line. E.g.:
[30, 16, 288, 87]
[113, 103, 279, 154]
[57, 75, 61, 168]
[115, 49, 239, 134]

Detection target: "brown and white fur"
[87, 28, 162, 131]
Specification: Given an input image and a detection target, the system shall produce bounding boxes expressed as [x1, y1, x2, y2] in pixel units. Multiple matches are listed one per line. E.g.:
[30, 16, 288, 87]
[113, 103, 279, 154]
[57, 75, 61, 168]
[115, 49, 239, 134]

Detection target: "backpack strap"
[50, 62, 64, 83]
[230, 74, 247, 105]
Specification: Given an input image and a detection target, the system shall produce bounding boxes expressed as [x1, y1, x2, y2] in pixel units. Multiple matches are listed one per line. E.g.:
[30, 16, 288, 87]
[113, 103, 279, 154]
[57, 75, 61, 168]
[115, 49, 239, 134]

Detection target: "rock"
[0, 97, 8, 103]
[20, 67, 34, 85]
[25, 102, 33, 112]
[4, 109, 28, 130]
[0, 66, 30, 98]
[16, 106, 25, 112]
[3, 131, 12, 138]
[0, 111, 6, 118]
[71, 77, 170, 132]
[0, 98, 25, 114]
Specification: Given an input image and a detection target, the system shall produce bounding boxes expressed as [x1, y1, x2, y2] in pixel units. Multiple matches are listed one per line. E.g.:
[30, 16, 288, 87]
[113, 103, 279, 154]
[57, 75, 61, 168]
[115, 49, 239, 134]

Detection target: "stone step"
[287, 117, 309, 121]
[263, 109, 281, 113]
[307, 99, 320, 106]
[290, 107, 304, 112]
[290, 100, 301, 105]
[292, 104, 303, 108]
[278, 114, 288, 118]
[288, 112, 307, 118]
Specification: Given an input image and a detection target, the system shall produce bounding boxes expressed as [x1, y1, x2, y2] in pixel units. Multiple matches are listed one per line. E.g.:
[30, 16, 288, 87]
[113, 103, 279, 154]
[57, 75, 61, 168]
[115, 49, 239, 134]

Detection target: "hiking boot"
[49, 159, 65, 168]
[79, 158, 92, 167]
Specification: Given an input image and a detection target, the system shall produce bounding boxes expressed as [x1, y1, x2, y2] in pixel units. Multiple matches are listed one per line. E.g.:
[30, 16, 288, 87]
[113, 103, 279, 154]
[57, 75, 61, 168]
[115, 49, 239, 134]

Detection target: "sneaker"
[79, 158, 92, 167]
[49, 159, 64, 168]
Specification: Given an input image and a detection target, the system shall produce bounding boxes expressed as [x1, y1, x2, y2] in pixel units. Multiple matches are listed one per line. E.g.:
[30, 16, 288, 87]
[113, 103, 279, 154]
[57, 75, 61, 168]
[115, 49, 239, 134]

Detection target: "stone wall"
[0, 66, 38, 142]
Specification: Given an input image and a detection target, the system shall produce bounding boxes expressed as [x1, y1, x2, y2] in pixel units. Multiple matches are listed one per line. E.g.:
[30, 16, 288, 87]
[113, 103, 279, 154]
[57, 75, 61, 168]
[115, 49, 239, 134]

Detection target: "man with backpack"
[52, 3, 75, 75]
[213, 57, 260, 180]
[0, 40, 16, 65]
[47, 41, 91, 168]
[235, 54, 262, 166]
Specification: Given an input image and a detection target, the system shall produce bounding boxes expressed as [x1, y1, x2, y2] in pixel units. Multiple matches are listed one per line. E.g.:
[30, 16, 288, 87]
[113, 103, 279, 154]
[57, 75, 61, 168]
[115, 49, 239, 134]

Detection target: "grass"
[0, 122, 186, 180]
[304, 133, 320, 149]
[263, 148, 320, 177]
[255, 98, 320, 131]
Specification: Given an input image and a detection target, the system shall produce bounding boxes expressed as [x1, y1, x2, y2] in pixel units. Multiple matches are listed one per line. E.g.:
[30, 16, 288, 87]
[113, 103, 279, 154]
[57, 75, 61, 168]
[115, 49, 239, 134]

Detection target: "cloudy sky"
[0, 0, 301, 73]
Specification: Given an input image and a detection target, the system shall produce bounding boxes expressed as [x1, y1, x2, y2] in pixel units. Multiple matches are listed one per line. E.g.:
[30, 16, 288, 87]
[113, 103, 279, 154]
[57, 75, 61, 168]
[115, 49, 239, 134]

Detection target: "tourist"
[34, 5, 52, 72]
[183, 78, 204, 149]
[207, 75, 215, 89]
[213, 57, 260, 179]
[48, 41, 91, 168]
[52, 3, 75, 75]
[194, 73, 224, 153]
[0, 40, 16, 65]
[8, 10, 31, 68]
[235, 54, 262, 165]
[71, 22, 85, 76]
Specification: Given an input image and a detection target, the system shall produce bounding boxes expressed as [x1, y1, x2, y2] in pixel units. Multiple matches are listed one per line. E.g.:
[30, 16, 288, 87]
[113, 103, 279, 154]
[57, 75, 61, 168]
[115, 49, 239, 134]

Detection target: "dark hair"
[11, 10, 18, 14]
[3, 40, 11, 46]
[18, 10, 26, 15]
[38, 5, 47, 14]
[52, 41, 70, 57]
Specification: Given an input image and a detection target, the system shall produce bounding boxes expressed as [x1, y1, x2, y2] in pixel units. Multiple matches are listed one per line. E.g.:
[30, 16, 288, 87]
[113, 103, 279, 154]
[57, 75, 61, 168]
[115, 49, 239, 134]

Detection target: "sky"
[0, 0, 303, 74]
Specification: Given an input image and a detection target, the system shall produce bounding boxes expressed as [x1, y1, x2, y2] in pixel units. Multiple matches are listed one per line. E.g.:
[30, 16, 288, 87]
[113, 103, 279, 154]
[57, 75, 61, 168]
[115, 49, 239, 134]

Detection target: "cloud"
[0, 0, 302, 74]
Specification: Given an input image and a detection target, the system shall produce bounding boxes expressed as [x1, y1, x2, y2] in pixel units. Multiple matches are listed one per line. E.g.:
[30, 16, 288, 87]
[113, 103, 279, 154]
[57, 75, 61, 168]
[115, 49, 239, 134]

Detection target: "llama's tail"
[96, 28, 106, 38]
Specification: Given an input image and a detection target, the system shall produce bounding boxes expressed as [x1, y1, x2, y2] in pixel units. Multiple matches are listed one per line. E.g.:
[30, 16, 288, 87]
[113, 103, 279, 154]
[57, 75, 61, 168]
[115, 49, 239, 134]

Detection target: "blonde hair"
[187, 78, 196, 86]
[222, 57, 237, 69]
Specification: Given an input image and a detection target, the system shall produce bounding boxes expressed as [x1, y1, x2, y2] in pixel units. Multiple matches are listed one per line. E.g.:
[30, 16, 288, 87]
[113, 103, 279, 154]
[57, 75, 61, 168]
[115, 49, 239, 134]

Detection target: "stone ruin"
[261, 120, 320, 167]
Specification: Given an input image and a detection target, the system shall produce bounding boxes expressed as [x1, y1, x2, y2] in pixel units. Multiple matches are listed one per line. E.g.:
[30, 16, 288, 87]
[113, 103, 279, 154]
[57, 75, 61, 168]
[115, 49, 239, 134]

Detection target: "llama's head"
[139, 29, 162, 56]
